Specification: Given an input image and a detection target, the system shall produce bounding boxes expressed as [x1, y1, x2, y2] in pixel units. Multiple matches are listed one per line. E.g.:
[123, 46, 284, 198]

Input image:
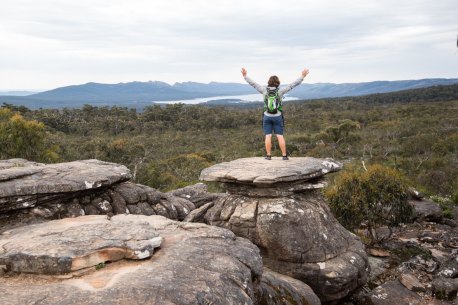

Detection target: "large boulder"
[0, 214, 263, 305]
[0, 159, 131, 213]
[0, 159, 198, 232]
[410, 199, 443, 223]
[0, 215, 162, 274]
[200, 157, 369, 303]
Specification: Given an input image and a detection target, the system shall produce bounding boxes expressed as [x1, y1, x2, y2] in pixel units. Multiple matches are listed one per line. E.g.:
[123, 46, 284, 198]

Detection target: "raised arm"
[279, 68, 309, 96]
[241, 67, 266, 94]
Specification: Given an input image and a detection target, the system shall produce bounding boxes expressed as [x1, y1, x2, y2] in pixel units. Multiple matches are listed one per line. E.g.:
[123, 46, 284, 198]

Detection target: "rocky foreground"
[0, 157, 457, 304]
[0, 159, 220, 233]
[1, 215, 265, 304]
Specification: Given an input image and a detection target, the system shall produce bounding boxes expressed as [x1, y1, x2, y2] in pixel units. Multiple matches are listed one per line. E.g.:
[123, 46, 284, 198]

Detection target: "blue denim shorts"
[263, 115, 284, 135]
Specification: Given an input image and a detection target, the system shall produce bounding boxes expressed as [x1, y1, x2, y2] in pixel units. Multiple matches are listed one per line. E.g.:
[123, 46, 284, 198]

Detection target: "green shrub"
[0, 108, 59, 162]
[325, 164, 413, 244]
[141, 153, 212, 191]
[430, 195, 455, 219]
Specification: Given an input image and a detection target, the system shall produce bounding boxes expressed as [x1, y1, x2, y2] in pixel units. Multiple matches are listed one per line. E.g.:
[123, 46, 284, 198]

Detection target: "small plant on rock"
[325, 164, 413, 244]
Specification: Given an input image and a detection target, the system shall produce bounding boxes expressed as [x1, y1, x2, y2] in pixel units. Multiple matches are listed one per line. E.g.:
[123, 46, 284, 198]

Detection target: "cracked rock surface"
[0, 214, 263, 305]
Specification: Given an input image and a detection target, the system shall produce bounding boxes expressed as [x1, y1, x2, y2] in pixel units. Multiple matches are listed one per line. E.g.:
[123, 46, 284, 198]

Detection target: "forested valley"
[1, 84, 457, 199]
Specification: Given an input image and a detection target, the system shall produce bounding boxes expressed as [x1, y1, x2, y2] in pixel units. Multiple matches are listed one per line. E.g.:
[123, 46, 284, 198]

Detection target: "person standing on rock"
[241, 67, 309, 160]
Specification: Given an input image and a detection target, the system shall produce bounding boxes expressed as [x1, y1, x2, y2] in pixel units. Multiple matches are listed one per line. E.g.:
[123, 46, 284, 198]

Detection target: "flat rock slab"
[0, 159, 131, 212]
[0, 215, 263, 305]
[0, 215, 162, 274]
[199, 157, 341, 185]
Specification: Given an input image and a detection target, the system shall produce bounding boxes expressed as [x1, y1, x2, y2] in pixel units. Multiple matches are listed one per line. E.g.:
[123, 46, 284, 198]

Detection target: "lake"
[155, 94, 300, 105]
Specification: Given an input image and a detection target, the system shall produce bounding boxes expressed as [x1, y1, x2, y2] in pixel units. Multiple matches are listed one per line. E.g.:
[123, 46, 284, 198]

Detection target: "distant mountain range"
[0, 90, 40, 96]
[1, 78, 457, 109]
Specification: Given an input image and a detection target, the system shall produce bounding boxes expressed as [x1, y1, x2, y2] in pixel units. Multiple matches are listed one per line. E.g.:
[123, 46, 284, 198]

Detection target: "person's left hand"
[241, 67, 247, 77]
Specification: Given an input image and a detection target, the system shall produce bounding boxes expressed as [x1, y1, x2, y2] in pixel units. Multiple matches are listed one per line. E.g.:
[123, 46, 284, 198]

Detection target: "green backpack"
[264, 87, 282, 114]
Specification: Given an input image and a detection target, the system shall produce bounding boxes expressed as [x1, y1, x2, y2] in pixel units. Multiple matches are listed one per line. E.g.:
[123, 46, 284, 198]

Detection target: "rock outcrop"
[0, 214, 264, 305]
[0, 159, 211, 232]
[199, 157, 369, 303]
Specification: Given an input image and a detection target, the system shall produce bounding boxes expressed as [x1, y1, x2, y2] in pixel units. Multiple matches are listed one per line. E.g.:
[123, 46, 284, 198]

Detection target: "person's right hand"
[241, 67, 247, 77]
[302, 68, 309, 78]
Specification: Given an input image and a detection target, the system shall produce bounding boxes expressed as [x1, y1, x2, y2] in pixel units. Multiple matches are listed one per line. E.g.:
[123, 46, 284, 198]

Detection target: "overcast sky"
[1, 0, 457, 90]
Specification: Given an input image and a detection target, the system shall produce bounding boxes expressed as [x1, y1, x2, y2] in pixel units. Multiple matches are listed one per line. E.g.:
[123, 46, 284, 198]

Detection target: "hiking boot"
[265, 155, 272, 160]
[282, 155, 289, 160]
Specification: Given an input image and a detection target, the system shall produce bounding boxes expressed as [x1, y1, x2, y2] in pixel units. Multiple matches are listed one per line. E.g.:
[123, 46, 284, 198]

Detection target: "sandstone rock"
[0, 215, 263, 305]
[0, 215, 162, 274]
[368, 256, 389, 282]
[169, 183, 226, 208]
[205, 190, 369, 303]
[368, 248, 391, 258]
[410, 199, 443, 222]
[199, 157, 367, 303]
[400, 273, 426, 292]
[161, 193, 195, 220]
[258, 268, 321, 305]
[0, 160, 201, 233]
[437, 256, 458, 278]
[94, 199, 113, 214]
[363, 279, 423, 305]
[137, 201, 156, 216]
[428, 299, 456, 305]
[200, 157, 341, 186]
[135, 184, 162, 205]
[153, 202, 171, 218]
[224, 179, 328, 197]
[418, 230, 443, 243]
[83, 204, 99, 215]
[66, 202, 85, 217]
[108, 190, 127, 214]
[184, 201, 216, 223]
[432, 276, 458, 300]
[112, 182, 143, 204]
[126, 204, 142, 214]
[169, 182, 208, 198]
[0, 159, 131, 213]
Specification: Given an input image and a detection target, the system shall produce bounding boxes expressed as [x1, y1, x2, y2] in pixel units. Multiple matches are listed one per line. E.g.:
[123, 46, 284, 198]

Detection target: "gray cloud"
[0, 0, 457, 89]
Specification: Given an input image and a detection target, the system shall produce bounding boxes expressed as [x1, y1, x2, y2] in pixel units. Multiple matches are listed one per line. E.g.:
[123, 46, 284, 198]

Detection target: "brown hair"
[268, 75, 280, 87]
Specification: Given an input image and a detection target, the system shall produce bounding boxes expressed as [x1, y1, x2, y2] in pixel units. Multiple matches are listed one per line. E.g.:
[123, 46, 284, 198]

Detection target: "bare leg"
[277, 135, 287, 156]
[265, 134, 272, 155]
